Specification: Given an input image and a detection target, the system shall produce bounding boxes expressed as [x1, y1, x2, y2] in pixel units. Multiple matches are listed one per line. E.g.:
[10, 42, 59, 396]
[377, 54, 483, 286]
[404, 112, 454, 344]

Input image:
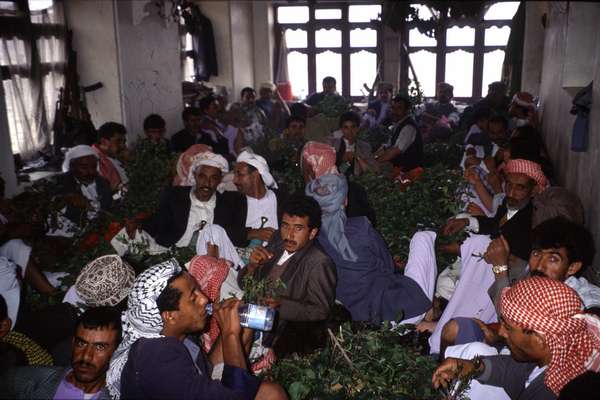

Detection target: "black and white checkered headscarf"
[107, 259, 182, 399]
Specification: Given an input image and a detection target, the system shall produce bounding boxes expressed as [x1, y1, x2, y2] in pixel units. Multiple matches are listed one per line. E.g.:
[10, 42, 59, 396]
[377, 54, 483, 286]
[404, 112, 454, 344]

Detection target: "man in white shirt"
[233, 150, 282, 244]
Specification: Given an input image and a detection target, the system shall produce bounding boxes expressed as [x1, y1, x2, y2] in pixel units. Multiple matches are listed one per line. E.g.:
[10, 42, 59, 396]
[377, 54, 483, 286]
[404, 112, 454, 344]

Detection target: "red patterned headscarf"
[500, 277, 600, 394]
[504, 158, 548, 189]
[173, 144, 213, 186]
[301, 141, 339, 179]
[188, 255, 230, 352]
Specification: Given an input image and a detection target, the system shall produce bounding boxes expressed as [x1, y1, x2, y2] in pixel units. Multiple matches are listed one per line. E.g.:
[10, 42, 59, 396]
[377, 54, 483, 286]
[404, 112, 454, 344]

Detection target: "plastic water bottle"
[205, 303, 275, 331]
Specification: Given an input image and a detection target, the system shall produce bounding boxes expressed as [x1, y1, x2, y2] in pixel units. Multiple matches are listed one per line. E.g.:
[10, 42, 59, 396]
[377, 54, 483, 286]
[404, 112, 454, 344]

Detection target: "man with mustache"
[238, 195, 337, 357]
[423, 158, 545, 354]
[0, 306, 121, 399]
[139, 151, 249, 249]
[48, 145, 113, 237]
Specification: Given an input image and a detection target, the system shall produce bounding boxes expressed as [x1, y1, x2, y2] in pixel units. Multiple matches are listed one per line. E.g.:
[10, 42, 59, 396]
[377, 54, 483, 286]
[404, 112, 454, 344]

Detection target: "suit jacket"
[239, 237, 337, 322]
[476, 200, 533, 261]
[0, 366, 110, 400]
[478, 356, 556, 400]
[143, 187, 248, 247]
[54, 172, 113, 226]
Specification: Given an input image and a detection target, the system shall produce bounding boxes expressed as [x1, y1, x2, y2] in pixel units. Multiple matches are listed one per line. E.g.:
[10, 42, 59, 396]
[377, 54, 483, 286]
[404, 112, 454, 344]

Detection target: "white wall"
[115, 0, 183, 142]
[252, 1, 274, 87]
[534, 1, 600, 281]
[64, 0, 123, 127]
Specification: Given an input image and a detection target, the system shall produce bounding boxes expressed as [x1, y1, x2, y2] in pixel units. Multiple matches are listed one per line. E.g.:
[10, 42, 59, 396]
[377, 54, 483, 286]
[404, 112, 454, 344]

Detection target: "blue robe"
[318, 216, 431, 324]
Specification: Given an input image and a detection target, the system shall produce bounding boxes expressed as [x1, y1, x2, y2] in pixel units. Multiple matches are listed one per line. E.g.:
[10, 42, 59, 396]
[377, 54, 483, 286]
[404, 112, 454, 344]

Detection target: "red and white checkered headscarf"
[188, 255, 230, 352]
[500, 277, 600, 394]
[301, 141, 339, 178]
[504, 158, 548, 189]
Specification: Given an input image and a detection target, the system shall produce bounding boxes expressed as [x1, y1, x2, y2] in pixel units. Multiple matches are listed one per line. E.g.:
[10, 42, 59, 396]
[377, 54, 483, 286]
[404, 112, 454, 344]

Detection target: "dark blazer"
[55, 172, 113, 226]
[143, 187, 248, 247]
[120, 337, 259, 400]
[476, 199, 534, 261]
[0, 366, 110, 399]
[478, 355, 556, 400]
[170, 129, 229, 156]
[240, 237, 337, 322]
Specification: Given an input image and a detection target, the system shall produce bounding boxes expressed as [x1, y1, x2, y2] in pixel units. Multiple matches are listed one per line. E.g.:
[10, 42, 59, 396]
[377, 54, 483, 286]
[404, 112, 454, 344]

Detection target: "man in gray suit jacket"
[240, 195, 337, 357]
[0, 307, 120, 400]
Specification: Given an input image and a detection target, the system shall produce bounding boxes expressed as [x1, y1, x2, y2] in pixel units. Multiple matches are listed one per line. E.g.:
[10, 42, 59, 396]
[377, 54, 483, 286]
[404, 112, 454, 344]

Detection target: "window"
[404, 1, 519, 101]
[1, 0, 66, 158]
[276, 3, 382, 100]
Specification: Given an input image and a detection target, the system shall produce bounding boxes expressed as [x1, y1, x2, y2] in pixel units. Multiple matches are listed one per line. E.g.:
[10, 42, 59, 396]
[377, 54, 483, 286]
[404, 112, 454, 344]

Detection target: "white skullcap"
[236, 149, 278, 189]
[188, 151, 229, 184]
[260, 82, 276, 90]
[62, 145, 98, 172]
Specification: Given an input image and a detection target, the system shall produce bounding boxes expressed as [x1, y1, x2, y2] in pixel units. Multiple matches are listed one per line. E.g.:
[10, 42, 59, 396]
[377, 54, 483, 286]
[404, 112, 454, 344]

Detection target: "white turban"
[62, 145, 98, 172]
[188, 151, 229, 184]
[236, 149, 278, 189]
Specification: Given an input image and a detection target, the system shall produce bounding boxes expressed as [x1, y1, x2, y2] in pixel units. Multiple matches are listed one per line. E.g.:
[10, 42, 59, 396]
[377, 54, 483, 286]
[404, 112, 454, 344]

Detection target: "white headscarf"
[107, 259, 182, 399]
[236, 149, 278, 189]
[61, 145, 98, 172]
[187, 151, 229, 186]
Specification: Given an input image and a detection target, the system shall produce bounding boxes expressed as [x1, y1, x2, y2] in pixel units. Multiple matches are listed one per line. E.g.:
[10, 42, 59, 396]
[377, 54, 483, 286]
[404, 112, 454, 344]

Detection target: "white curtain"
[0, 1, 65, 160]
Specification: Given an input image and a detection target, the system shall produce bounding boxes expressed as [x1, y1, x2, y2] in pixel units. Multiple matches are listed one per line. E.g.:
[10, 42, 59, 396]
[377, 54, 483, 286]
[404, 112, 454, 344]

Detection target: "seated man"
[329, 111, 377, 177]
[363, 82, 393, 128]
[234, 150, 284, 245]
[92, 122, 128, 193]
[255, 82, 290, 131]
[442, 216, 599, 352]
[509, 91, 538, 129]
[49, 145, 113, 236]
[282, 116, 306, 141]
[376, 94, 423, 176]
[239, 195, 337, 357]
[0, 306, 122, 399]
[301, 141, 376, 226]
[139, 152, 248, 248]
[229, 87, 268, 148]
[107, 260, 285, 399]
[305, 76, 342, 108]
[197, 94, 231, 158]
[425, 159, 545, 354]
[143, 113, 170, 149]
[415, 82, 460, 141]
[433, 277, 600, 398]
[171, 107, 216, 153]
[306, 174, 435, 325]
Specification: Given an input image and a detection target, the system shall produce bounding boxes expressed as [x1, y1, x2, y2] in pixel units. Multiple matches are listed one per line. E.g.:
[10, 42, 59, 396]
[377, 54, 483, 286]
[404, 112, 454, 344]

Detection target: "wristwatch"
[492, 264, 508, 274]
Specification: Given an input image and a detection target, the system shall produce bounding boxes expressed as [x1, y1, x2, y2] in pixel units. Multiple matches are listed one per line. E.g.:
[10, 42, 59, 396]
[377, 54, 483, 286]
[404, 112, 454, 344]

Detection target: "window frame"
[274, 1, 384, 101]
[401, 3, 514, 102]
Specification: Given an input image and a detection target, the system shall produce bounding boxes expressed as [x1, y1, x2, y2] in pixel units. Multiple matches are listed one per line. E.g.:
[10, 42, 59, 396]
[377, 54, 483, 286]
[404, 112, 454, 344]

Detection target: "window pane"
[316, 51, 342, 93]
[485, 26, 511, 46]
[445, 50, 474, 97]
[409, 28, 436, 47]
[484, 2, 520, 20]
[277, 6, 309, 23]
[0, 1, 19, 12]
[408, 3, 433, 21]
[184, 33, 193, 51]
[28, 0, 53, 11]
[350, 28, 377, 47]
[316, 28, 341, 48]
[350, 51, 377, 96]
[408, 50, 436, 97]
[182, 56, 194, 81]
[285, 29, 307, 48]
[482, 50, 505, 93]
[315, 9, 341, 19]
[348, 5, 381, 23]
[288, 51, 308, 99]
[446, 26, 475, 46]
